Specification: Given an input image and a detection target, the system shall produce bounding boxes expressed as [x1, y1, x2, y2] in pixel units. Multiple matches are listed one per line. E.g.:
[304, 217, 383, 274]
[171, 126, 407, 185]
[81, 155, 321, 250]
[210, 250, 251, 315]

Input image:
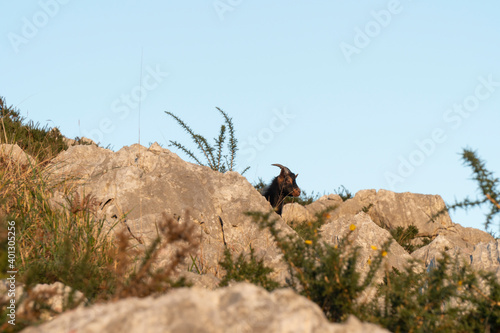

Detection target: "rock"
[411, 234, 466, 267]
[62, 136, 96, 147]
[284, 189, 455, 239]
[0, 143, 36, 166]
[438, 223, 495, 248]
[412, 234, 500, 280]
[47, 143, 293, 284]
[282, 194, 343, 226]
[470, 240, 500, 279]
[0, 281, 86, 322]
[367, 190, 453, 236]
[21, 283, 390, 333]
[320, 212, 417, 280]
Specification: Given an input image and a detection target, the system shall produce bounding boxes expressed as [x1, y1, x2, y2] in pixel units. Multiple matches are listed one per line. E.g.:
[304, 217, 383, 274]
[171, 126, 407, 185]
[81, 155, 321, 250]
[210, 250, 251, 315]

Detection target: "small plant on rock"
[390, 224, 431, 254]
[219, 246, 279, 291]
[165, 107, 249, 174]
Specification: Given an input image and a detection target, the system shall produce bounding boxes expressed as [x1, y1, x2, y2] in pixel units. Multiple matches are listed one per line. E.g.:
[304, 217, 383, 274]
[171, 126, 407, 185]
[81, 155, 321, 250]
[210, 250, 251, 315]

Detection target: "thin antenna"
[138, 48, 144, 238]
[138, 48, 143, 146]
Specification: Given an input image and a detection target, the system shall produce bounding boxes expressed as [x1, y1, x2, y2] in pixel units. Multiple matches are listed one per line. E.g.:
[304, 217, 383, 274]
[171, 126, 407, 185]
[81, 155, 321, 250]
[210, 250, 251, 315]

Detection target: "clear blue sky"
[2, 1, 500, 232]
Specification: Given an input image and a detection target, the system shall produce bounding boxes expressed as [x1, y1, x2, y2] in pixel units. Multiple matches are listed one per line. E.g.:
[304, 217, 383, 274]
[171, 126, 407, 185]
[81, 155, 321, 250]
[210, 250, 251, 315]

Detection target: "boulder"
[320, 212, 417, 280]
[366, 189, 453, 236]
[21, 283, 390, 333]
[47, 143, 293, 284]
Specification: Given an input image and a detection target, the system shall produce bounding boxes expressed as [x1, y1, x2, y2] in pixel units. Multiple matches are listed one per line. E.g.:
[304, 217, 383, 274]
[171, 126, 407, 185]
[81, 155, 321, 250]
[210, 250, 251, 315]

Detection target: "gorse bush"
[446, 148, 500, 232]
[240, 210, 390, 322]
[220, 209, 500, 331]
[365, 255, 500, 332]
[219, 246, 279, 291]
[165, 107, 249, 174]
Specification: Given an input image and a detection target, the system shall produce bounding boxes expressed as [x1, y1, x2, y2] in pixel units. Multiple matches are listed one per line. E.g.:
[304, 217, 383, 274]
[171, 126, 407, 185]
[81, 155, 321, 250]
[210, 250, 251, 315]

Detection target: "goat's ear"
[279, 168, 288, 178]
[295, 173, 298, 178]
[277, 174, 285, 184]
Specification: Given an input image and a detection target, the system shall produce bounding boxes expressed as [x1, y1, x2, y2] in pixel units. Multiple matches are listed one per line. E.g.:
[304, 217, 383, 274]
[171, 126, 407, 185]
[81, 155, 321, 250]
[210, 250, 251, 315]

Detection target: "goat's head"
[272, 164, 301, 198]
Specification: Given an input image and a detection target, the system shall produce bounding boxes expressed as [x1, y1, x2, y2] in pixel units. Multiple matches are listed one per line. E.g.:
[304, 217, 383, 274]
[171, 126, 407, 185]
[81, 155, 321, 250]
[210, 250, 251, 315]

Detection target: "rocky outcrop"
[2, 141, 499, 332]
[320, 212, 415, 277]
[44, 143, 499, 283]
[284, 189, 454, 237]
[21, 283, 390, 333]
[470, 240, 500, 277]
[284, 189, 494, 253]
[283, 188, 499, 282]
[47, 143, 292, 284]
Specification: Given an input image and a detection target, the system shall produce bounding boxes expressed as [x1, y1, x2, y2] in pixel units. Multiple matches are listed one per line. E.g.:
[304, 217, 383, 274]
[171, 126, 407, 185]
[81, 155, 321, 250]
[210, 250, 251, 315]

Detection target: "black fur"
[263, 164, 301, 215]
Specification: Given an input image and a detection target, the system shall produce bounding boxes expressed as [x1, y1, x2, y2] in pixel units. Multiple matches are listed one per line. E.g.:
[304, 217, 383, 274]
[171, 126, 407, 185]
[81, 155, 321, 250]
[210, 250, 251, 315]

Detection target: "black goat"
[263, 164, 301, 215]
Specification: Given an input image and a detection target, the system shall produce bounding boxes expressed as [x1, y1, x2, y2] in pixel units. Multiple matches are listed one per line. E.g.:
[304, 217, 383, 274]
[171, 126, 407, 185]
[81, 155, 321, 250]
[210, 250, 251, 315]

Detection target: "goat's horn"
[272, 164, 291, 174]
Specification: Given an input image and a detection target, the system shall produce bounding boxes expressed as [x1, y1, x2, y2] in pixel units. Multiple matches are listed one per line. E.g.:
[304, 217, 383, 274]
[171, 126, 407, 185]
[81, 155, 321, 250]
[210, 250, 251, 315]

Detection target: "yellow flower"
[349, 224, 356, 231]
[305, 240, 313, 245]
[371, 245, 378, 250]
[382, 251, 388, 257]
[367, 259, 372, 265]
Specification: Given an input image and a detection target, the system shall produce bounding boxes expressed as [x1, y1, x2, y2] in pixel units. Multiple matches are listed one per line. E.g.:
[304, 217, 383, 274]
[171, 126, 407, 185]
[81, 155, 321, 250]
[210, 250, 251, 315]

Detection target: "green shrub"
[334, 185, 353, 202]
[218, 208, 499, 331]
[219, 246, 279, 291]
[446, 148, 500, 232]
[364, 254, 500, 332]
[0, 97, 67, 163]
[390, 225, 431, 254]
[245, 210, 389, 322]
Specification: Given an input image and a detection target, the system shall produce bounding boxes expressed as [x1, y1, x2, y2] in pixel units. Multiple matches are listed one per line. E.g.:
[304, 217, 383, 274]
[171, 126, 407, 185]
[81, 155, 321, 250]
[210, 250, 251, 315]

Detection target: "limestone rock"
[282, 194, 343, 226]
[411, 234, 466, 267]
[284, 189, 456, 239]
[21, 283, 390, 333]
[438, 223, 494, 249]
[0, 143, 36, 166]
[470, 240, 500, 279]
[62, 136, 96, 147]
[367, 189, 453, 236]
[47, 143, 292, 284]
[320, 212, 416, 279]
[412, 234, 500, 280]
